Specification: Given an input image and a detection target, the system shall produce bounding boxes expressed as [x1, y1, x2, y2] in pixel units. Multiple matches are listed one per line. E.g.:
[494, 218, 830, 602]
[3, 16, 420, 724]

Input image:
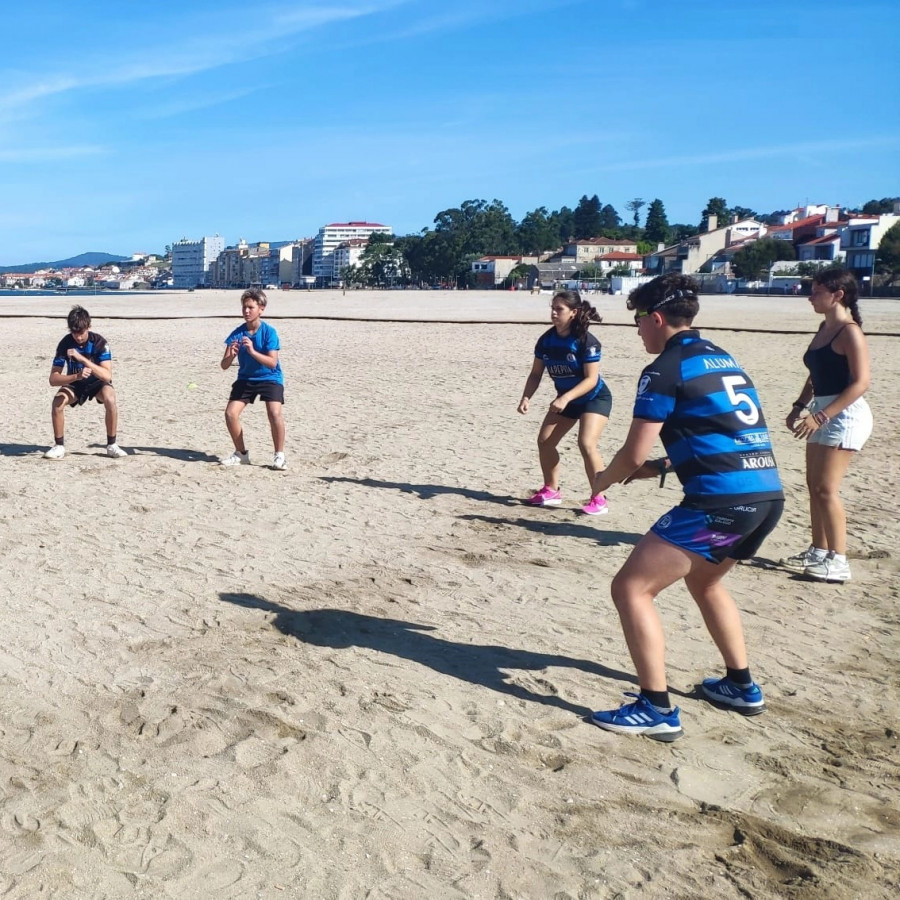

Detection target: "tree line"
[340, 195, 899, 288]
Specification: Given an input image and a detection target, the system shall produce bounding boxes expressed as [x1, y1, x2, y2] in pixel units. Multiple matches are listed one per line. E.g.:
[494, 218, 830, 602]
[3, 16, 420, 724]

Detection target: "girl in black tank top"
[782, 269, 871, 584]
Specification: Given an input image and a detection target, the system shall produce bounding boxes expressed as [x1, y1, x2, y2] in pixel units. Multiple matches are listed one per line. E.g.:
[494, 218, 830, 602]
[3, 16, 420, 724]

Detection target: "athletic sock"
[832, 552, 847, 564]
[55, 437, 65, 446]
[641, 688, 672, 712]
[811, 547, 828, 560]
[107, 435, 116, 445]
[726, 667, 752, 687]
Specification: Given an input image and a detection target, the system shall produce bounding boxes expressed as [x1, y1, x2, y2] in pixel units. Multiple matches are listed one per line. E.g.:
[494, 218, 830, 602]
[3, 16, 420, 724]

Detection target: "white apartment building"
[172, 235, 225, 288]
[313, 221, 391, 283]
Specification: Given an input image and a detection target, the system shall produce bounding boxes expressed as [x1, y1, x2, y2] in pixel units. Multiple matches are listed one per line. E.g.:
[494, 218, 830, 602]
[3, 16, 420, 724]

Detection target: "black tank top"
[803, 326, 851, 396]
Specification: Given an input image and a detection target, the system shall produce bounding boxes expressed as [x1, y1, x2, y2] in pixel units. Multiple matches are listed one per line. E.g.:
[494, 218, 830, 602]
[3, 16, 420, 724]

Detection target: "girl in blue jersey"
[517, 290, 612, 515]
[782, 268, 872, 583]
[587, 274, 784, 741]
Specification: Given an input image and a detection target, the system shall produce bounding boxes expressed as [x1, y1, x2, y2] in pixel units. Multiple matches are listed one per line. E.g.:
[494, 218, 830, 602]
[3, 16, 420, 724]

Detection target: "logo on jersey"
[566, 352, 577, 362]
[740, 453, 777, 470]
[735, 431, 771, 446]
[637, 374, 651, 396]
[657, 514, 672, 529]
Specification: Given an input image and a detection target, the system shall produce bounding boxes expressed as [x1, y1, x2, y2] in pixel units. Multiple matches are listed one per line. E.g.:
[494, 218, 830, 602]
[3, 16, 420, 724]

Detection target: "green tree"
[730, 205, 757, 221]
[516, 206, 558, 255]
[599, 204, 621, 231]
[862, 197, 900, 215]
[573, 195, 602, 239]
[625, 198, 646, 228]
[700, 197, 729, 230]
[876, 221, 900, 284]
[731, 237, 797, 280]
[550, 206, 575, 245]
[644, 199, 669, 244]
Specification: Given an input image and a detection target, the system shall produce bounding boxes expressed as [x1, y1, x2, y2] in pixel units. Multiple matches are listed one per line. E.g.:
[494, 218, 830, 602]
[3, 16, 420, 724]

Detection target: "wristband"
[812, 410, 830, 427]
[791, 401, 806, 411]
[657, 457, 669, 488]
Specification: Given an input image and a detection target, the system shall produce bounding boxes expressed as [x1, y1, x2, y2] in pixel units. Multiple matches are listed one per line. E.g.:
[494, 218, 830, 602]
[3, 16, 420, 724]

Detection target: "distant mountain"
[0, 252, 130, 274]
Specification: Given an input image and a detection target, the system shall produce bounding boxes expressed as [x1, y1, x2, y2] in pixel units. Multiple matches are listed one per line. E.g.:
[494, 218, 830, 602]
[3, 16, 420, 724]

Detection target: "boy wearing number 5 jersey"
[587, 274, 783, 741]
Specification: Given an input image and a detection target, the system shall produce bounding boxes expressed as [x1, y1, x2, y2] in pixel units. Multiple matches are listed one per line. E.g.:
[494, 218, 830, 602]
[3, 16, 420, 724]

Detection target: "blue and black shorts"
[650, 499, 784, 564]
[559, 383, 612, 420]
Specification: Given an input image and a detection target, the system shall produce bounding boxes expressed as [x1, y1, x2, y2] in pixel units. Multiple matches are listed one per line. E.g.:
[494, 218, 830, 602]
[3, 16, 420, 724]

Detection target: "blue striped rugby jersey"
[633, 329, 783, 509]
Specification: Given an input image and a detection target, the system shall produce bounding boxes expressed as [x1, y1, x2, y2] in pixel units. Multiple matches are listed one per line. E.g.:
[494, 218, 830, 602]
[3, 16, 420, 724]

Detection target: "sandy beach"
[1, 289, 898, 899]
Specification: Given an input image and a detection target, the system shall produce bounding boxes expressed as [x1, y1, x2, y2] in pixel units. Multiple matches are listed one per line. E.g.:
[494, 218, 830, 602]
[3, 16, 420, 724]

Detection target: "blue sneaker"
[701, 677, 766, 716]
[590, 692, 683, 742]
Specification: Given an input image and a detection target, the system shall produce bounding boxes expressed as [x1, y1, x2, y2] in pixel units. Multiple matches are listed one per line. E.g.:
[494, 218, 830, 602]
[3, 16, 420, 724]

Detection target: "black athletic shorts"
[560, 383, 612, 420]
[62, 377, 108, 406]
[229, 380, 285, 404]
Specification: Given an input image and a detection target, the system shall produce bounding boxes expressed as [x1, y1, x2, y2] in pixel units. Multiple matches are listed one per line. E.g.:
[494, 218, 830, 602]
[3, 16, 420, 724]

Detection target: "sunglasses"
[632, 289, 694, 324]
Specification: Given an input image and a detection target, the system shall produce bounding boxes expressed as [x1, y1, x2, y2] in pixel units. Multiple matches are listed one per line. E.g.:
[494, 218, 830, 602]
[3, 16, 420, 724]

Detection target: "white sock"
[811, 547, 827, 559]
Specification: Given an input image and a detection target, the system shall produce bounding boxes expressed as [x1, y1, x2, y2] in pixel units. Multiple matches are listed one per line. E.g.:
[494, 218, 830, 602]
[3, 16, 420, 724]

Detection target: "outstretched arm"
[592, 418, 664, 496]
[518, 358, 545, 414]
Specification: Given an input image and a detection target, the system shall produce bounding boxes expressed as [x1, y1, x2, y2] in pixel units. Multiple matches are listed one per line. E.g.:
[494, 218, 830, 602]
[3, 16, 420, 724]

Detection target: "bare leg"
[806, 443, 854, 553]
[99, 385, 118, 439]
[684, 558, 744, 668]
[609, 533, 695, 691]
[265, 401, 285, 453]
[51, 392, 71, 440]
[225, 400, 248, 453]
[536, 411, 577, 489]
[577, 413, 608, 494]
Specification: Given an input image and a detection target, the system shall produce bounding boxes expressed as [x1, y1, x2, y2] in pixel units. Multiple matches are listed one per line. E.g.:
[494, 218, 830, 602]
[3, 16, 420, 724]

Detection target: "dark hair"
[812, 268, 862, 327]
[627, 274, 699, 325]
[552, 289, 602, 338]
[67, 305, 91, 332]
[240, 287, 268, 308]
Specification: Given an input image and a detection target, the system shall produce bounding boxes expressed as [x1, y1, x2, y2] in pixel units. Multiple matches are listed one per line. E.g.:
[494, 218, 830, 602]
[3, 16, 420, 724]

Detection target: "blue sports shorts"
[560, 383, 612, 420]
[650, 499, 784, 564]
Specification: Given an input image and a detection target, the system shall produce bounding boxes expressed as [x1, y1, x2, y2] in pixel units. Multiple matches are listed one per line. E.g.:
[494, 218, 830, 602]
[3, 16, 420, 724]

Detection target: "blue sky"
[1, 0, 898, 265]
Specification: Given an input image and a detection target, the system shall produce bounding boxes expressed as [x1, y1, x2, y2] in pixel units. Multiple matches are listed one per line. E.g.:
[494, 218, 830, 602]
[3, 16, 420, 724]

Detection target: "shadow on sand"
[220, 592, 640, 717]
[319, 475, 520, 507]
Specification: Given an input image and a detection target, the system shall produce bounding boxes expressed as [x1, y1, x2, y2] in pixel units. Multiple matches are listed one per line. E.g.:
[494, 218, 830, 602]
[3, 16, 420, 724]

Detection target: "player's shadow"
[319, 475, 519, 506]
[126, 445, 220, 462]
[0, 442, 50, 457]
[219, 592, 638, 716]
[460, 513, 645, 547]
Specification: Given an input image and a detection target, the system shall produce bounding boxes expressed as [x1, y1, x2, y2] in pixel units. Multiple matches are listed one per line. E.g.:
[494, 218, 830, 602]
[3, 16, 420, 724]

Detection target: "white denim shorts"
[807, 394, 873, 450]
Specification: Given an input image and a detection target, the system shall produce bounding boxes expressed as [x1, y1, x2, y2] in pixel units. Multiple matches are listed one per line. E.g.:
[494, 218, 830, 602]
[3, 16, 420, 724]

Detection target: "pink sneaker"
[527, 485, 562, 507]
[581, 495, 609, 516]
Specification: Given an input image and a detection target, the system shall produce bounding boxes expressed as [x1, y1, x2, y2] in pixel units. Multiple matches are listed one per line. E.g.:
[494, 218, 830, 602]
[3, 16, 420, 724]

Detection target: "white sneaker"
[272, 452, 286, 470]
[805, 553, 851, 583]
[43, 444, 66, 459]
[106, 443, 127, 458]
[221, 451, 250, 466]
[781, 545, 824, 572]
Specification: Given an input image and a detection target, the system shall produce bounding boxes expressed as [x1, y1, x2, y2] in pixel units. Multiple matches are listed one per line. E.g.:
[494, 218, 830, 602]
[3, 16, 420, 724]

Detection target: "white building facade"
[172, 235, 225, 288]
[312, 221, 391, 283]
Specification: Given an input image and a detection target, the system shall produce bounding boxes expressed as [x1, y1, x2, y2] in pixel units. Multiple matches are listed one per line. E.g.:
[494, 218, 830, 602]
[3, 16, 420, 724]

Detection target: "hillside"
[0, 252, 130, 274]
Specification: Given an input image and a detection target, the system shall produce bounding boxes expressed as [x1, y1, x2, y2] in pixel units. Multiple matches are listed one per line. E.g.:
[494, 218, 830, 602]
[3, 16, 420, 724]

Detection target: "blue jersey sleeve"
[633, 360, 676, 421]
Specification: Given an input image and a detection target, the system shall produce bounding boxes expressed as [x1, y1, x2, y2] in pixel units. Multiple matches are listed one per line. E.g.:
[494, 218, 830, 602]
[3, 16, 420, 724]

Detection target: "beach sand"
[1, 290, 898, 898]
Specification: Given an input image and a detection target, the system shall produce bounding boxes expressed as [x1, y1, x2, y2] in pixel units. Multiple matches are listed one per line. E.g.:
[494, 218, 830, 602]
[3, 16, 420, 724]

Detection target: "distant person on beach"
[43, 305, 127, 460]
[781, 268, 872, 583]
[588, 274, 784, 741]
[219, 288, 286, 470]
[517, 290, 612, 515]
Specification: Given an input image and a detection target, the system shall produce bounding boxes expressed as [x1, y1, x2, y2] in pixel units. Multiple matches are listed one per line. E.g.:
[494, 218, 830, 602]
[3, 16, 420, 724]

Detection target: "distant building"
[313, 221, 392, 284]
[563, 237, 638, 264]
[644, 216, 765, 276]
[172, 235, 224, 288]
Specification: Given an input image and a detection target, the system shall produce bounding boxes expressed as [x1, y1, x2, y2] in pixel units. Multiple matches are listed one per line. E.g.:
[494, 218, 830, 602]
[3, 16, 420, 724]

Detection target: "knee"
[610, 571, 632, 612]
[809, 480, 839, 504]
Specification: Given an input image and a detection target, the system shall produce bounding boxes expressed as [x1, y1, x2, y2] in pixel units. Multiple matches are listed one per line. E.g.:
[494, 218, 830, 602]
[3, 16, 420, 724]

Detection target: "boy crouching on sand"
[44, 305, 127, 459]
[220, 288, 286, 470]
